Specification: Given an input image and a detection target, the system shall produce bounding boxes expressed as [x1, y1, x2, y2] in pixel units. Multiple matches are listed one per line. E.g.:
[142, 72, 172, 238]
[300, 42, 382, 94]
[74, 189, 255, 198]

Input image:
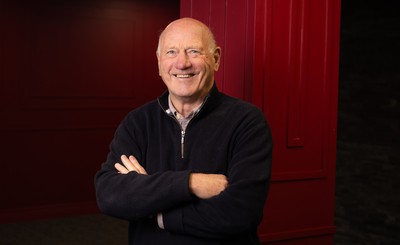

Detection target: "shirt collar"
[167, 95, 207, 120]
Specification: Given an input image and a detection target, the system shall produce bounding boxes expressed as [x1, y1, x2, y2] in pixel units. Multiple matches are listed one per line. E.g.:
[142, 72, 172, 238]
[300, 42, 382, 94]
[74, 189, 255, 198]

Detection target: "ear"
[213, 47, 221, 71]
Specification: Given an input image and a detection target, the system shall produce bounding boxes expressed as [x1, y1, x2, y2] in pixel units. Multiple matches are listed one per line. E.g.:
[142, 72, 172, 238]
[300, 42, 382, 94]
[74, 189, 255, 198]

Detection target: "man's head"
[156, 18, 221, 104]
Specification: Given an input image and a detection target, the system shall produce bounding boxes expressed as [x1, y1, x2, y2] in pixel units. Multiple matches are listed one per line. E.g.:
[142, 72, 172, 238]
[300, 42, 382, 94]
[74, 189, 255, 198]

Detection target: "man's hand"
[189, 173, 228, 199]
[115, 155, 147, 175]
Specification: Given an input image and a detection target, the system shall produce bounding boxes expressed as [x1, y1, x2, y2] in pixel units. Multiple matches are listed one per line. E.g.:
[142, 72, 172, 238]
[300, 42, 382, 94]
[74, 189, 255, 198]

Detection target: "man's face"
[157, 20, 220, 103]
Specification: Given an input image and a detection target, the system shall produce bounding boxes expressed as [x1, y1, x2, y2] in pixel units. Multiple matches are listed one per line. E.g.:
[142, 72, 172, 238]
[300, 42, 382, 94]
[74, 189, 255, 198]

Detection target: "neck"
[170, 95, 205, 118]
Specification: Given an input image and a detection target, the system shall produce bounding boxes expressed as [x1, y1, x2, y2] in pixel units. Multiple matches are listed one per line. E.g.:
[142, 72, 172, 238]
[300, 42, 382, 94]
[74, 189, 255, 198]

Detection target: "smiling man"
[95, 18, 273, 245]
[156, 18, 220, 116]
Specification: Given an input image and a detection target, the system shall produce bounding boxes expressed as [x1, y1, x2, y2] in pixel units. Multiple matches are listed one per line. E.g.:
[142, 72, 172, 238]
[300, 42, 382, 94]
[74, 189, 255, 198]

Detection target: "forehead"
[160, 23, 208, 49]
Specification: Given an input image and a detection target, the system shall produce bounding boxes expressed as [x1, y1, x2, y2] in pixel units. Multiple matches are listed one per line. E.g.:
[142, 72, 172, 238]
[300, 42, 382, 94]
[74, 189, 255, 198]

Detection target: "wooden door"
[181, 0, 341, 244]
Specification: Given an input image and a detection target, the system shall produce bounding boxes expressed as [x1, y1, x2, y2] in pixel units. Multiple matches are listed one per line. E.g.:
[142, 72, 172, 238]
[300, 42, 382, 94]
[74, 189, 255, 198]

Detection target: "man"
[95, 17, 273, 244]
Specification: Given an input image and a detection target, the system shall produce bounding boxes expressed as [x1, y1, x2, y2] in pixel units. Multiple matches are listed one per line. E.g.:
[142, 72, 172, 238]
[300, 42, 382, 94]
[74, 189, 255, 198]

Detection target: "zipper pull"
[181, 130, 185, 159]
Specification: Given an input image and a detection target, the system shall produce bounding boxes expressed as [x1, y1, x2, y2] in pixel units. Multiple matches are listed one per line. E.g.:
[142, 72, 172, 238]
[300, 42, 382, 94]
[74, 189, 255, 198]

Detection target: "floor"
[0, 214, 128, 245]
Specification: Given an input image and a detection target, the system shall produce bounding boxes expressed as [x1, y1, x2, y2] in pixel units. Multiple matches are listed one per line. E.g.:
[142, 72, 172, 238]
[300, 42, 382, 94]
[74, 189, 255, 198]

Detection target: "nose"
[175, 52, 191, 69]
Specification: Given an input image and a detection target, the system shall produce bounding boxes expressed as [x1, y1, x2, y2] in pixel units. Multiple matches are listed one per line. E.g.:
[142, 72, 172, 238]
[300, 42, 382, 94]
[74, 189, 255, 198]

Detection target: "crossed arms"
[115, 154, 228, 200]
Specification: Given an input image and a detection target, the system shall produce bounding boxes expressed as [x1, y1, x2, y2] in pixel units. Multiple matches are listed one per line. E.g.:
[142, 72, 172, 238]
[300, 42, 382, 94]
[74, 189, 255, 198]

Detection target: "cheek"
[159, 62, 171, 74]
[204, 62, 215, 74]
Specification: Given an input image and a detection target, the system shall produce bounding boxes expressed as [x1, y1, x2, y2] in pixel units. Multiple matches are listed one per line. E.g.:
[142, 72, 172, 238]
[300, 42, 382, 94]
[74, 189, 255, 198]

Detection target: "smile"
[173, 74, 195, 78]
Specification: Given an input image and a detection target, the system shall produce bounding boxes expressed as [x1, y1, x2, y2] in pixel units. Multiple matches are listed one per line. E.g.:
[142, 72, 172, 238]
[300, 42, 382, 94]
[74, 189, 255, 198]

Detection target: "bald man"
[95, 18, 273, 245]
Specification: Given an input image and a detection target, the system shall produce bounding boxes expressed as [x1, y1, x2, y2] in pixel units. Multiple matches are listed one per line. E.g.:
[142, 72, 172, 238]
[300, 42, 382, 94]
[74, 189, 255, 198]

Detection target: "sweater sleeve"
[94, 112, 194, 221]
[162, 108, 273, 239]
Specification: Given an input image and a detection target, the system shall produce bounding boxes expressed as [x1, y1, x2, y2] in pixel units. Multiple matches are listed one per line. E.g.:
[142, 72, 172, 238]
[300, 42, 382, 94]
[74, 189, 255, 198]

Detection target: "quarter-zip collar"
[157, 83, 222, 159]
[167, 95, 204, 131]
[157, 82, 222, 117]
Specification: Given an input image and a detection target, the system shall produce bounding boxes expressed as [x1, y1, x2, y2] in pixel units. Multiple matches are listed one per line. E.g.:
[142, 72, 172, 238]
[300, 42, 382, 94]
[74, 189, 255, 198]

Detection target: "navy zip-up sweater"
[95, 85, 273, 244]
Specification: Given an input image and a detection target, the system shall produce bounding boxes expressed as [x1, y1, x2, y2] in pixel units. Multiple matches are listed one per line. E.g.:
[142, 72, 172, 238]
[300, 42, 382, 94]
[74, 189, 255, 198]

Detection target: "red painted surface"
[0, 1, 180, 222]
[181, 0, 340, 244]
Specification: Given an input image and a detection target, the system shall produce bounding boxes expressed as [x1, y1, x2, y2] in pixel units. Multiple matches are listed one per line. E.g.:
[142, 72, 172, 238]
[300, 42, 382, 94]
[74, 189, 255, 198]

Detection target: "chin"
[174, 91, 195, 99]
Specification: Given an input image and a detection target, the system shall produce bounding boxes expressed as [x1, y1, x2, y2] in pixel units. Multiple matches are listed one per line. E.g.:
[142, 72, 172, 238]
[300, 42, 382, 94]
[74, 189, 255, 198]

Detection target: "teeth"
[175, 74, 192, 78]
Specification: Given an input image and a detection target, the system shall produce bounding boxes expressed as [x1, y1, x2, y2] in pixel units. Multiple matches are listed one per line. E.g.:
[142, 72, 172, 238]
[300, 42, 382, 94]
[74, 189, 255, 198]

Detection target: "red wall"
[181, 0, 340, 244]
[0, 1, 180, 222]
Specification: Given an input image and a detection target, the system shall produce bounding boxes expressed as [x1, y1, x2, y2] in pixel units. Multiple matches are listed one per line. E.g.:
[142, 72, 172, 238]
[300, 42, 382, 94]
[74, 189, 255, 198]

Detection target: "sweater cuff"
[162, 170, 193, 233]
[168, 170, 193, 203]
[157, 212, 165, 229]
[162, 206, 185, 233]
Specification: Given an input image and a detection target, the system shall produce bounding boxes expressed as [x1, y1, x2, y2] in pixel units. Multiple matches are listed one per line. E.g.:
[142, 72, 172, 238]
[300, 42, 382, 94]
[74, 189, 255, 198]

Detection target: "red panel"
[221, 0, 248, 98]
[258, 0, 337, 179]
[182, 0, 340, 243]
[0, 1, 180, 222]
[256, 0, 340, 242]
[258, 181, 336, 243]
[286, 0, 309, 147]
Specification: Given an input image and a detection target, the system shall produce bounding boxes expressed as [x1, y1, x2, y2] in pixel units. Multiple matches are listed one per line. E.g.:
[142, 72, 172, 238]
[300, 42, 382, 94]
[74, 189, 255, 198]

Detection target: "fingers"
[115, 155, 147, 175]
[114, 163, 129, 174]
[129, 155, 147, 175]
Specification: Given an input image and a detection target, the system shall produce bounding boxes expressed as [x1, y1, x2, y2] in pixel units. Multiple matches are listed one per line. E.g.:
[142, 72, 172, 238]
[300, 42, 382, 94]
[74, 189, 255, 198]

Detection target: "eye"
[187, 49, 202, 57]
[188, 49, 200, 55]
[166, 50, 177, 56]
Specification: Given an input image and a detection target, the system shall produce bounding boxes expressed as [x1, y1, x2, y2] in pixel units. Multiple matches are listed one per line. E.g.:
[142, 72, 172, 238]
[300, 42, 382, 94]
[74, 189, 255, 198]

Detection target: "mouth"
[173, 74, 195, 78]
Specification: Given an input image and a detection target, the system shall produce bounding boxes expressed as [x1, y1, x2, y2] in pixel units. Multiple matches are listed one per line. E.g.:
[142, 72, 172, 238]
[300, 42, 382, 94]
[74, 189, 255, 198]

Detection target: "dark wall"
[335, 0, 400, 243]
[0, 0, 180, 222]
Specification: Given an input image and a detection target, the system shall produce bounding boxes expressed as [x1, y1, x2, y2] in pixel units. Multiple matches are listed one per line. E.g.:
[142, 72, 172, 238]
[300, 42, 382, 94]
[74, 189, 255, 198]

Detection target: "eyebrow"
[164, 45, 204, 50]
[186, 47, 204, 51]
